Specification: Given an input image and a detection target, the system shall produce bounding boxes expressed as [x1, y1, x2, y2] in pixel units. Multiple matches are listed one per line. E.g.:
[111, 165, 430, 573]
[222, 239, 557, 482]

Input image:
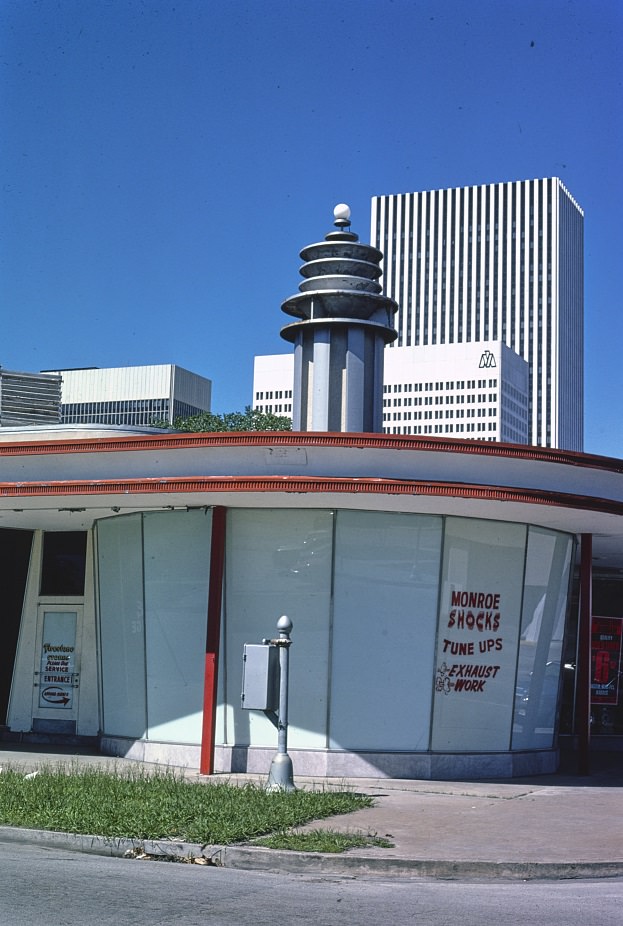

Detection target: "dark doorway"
[0, 529, 34, 724]
[40, 531, 87, 596]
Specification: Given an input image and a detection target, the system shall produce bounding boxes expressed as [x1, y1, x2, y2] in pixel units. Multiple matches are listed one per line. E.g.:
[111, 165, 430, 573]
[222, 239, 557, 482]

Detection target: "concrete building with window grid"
[253, 354, 294, 417]
[0, 368, 62, 427]
[371, 178, 584, 450]
[49, 364, 212, 428]
[383, 342, 529, 441]
[252, 343, 529, 442]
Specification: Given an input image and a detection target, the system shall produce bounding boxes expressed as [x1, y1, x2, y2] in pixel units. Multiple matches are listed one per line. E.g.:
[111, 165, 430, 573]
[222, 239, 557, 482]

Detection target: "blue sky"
[1, 0, 621, 456]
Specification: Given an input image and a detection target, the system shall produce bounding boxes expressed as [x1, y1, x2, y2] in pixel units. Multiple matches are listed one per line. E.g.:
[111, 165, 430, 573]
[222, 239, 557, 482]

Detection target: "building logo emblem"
[479, 350, 497, 369]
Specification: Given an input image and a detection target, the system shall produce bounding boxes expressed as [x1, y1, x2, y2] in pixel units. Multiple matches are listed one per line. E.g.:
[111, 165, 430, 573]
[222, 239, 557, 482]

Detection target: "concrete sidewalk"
[0, 744, 621, 880]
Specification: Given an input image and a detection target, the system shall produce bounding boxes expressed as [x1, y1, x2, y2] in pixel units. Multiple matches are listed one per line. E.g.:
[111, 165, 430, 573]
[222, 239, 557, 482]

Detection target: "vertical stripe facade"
[371, 179, 584, 449]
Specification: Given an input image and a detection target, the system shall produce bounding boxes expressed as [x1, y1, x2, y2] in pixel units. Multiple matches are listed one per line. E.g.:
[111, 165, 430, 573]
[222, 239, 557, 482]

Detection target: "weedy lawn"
[0, 764, 374, 847]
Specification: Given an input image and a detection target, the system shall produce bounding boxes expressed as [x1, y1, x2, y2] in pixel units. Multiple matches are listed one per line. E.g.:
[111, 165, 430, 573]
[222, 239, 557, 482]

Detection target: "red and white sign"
[591, 617, 623, 706]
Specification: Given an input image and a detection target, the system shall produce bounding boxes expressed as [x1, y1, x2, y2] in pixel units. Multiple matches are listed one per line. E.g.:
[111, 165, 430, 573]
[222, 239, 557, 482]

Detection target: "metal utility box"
[241, 643, 280, 711]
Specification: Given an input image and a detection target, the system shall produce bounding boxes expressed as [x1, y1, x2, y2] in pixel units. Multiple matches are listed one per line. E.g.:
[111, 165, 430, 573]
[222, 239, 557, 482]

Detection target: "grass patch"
[254, 828, 394, 853]
[0, 764, 373, 845]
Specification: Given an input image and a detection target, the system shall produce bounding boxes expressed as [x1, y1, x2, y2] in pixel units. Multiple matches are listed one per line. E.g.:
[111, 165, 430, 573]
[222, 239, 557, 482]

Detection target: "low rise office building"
[49, 364, 212, 428]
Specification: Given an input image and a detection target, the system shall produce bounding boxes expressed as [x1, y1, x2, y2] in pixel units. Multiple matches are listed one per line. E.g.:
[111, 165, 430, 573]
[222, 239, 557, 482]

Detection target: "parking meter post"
[267, 615, 295, 792]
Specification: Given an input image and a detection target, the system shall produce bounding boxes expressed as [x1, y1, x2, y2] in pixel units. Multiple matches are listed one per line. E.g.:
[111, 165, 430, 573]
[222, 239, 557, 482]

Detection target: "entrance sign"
[591, 617, 623, 706]
[37, 611, 78, 710]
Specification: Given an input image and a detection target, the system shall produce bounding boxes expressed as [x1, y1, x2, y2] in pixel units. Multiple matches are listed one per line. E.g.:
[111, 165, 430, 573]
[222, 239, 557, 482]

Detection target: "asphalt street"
[1, 841, 622, 926]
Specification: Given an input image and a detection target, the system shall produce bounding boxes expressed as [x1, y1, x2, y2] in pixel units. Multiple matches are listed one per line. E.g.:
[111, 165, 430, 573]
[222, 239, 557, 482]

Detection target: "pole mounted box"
[241, 643, 280, 711]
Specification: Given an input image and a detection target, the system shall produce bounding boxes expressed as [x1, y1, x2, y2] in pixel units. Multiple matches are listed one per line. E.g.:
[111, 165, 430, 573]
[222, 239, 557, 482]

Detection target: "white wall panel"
[143, 510, 212, 744]
[330, 511, 442, 750]
[98, 515, 147, 737]
[512, 527, 572, 749]
[224, 509, 333, 749]
[431, 518, 527, 751]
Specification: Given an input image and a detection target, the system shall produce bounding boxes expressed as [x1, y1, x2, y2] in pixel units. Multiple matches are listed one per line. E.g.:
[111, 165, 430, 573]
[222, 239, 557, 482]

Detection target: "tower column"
[281, 205, 398, 433]
[311, 332, 331, 431]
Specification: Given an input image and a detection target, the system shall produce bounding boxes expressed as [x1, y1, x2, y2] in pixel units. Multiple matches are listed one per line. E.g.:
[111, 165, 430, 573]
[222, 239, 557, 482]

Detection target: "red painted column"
[200, 506, 226, 776]
[576, 533, 592, 776]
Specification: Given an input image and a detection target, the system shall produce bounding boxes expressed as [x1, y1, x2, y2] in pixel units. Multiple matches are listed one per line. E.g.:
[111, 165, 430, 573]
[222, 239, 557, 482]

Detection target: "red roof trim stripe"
[1, 475, 622, 516]
[0, 431, 621, 473]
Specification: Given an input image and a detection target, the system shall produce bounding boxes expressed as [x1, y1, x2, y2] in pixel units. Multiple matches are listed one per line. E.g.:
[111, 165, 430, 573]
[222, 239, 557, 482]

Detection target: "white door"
[32, 606, 82, 728]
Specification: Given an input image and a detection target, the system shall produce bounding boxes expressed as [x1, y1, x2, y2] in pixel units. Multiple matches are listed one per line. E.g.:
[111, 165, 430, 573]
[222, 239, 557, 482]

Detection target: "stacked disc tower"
[280, 205, 398, 432]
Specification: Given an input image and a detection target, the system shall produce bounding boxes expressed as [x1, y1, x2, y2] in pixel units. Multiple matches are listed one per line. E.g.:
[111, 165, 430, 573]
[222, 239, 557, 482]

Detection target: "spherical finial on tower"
[333, 203, 351, 228]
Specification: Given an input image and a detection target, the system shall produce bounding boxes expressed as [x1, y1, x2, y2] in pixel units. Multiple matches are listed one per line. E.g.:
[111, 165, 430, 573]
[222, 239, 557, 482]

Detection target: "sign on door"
[37, 611, 79, 710]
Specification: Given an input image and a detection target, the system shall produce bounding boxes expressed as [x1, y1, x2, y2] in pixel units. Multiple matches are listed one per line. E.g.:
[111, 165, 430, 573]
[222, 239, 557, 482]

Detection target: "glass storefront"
[96, 507, 575, 755]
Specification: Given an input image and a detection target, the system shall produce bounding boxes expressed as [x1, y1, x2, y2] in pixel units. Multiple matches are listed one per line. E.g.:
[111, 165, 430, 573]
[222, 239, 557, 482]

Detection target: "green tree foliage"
[159, 406, 292, 433]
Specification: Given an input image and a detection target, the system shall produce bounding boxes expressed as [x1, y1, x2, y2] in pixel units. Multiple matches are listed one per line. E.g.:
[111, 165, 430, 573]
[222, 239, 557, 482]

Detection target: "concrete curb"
[207, 846, 623, 881]
[1, 826, 622, 881]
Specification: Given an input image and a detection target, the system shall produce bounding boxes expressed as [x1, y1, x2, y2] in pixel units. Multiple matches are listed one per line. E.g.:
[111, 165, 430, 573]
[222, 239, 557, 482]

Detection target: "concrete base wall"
[100, 736, 559, 780]
[100, 737, 202, 770]
[218, 746, 559, 779]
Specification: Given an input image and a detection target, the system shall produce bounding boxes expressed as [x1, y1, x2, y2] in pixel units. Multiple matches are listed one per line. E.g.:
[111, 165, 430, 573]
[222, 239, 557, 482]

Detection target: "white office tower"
[253, 344, 529, 443]
[280, 205, 398, 432]
[371, 178, 584, 450]
[383, 342, 529, 441]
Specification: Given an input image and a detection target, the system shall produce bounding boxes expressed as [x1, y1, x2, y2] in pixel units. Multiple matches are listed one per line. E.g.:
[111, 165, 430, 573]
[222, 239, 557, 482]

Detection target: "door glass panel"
[38, 611, 77, 711]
